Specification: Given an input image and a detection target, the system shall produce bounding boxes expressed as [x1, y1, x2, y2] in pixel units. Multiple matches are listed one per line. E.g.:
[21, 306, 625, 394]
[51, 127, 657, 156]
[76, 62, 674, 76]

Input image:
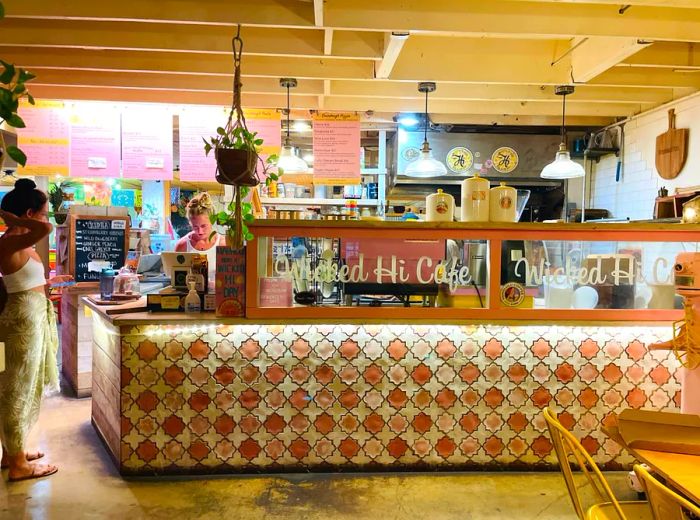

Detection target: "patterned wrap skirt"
[0, 290, 59, 455]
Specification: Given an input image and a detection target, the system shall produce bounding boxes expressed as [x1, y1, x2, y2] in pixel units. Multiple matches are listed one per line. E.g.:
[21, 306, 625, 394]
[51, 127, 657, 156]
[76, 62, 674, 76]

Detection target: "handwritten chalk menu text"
[215, 247, 246, 316]
[312, 112, 361, 185]
[71, 217, 129, 282]
[17, 100, 70, 176]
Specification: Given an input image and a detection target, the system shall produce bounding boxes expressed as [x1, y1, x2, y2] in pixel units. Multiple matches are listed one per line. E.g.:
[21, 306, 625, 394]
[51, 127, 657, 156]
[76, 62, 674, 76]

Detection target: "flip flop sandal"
[1, 451, 44, 469]
[9, 464, 58, 483]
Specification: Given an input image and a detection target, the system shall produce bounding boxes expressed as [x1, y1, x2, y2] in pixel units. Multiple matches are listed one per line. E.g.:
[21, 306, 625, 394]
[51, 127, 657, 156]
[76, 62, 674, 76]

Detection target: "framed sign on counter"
[69, 215, 129, 283]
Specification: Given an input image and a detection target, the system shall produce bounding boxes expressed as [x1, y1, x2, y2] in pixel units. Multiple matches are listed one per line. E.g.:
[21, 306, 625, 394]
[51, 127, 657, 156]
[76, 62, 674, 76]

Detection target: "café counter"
[86, 220, 696, 476]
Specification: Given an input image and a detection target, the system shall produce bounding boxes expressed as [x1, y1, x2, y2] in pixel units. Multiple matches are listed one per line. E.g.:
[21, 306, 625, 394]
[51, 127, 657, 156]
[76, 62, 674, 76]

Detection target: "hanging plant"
[202, 25, 281, 249]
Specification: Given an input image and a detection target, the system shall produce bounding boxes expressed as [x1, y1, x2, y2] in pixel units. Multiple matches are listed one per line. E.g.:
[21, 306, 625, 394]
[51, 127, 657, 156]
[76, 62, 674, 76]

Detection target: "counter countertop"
[250, 219, 700, 231]
[83, 296, 674, 328]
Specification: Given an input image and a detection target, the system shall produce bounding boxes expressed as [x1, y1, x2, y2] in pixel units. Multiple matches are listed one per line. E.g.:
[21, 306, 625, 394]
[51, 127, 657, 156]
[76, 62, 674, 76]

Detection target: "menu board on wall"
[70, 103, 121, 178]
[312, 111, 361, 185]
[121, 107, 173, 180]
[178, 106, 226, 182]
[245, 108, 281, 157]
[70, 216, 129, 283]
[16, 100, 70, 176]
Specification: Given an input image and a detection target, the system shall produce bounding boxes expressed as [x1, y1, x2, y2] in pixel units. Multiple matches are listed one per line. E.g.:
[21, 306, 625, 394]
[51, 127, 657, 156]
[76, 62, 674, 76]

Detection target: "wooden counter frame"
[245, 220, 700, 322]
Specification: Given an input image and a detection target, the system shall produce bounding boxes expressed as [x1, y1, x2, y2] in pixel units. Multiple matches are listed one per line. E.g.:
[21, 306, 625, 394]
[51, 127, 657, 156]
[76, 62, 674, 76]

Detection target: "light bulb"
[540, 144, 585, 179]
[276, 145, 308, 173]
[292, 121, 311, 132]
[404, 142, 447, 178]
[397, 114, 420, 127]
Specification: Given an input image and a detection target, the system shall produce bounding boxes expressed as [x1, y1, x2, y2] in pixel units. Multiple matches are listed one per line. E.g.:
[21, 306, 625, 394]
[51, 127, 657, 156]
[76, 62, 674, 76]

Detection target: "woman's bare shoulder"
[174, 235, 190, 252]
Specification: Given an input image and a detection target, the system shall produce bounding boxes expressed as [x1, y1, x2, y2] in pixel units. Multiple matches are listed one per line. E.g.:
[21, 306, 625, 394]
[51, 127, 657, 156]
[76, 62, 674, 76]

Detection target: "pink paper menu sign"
[312, 111, 361, 186]
[17, 100, 70, 176]
[245, 108, 281, 157]
[121, 107, 173, 180]
[70, 103, 121, 178]
[259, 277, 293, 307]
[178, 106, 227, 182]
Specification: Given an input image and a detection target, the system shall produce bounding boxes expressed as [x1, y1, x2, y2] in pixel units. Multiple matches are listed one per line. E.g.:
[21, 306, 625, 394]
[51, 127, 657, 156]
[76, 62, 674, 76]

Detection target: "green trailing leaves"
[5, 113, 25, 128]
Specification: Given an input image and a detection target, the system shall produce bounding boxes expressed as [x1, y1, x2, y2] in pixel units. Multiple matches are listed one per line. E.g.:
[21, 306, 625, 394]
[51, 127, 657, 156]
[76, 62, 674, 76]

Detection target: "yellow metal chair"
[633, 464, 700, 520]
[543, 407, 652, 520]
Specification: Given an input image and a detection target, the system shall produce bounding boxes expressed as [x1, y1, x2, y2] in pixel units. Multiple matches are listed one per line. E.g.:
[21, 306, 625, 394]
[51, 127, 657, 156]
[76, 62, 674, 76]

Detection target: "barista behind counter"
[174, 192, 225, 285]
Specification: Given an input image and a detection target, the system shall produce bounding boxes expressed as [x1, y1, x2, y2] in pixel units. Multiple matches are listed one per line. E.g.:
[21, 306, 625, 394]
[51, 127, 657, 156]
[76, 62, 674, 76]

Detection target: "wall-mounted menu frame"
[69, 215, 129, 283]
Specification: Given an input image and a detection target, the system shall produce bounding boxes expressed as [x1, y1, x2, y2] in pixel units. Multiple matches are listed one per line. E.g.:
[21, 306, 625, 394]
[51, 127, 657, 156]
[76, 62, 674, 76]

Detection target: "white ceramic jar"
[461, 173, 490, 222]
[489, 182, 517, 222]
[426, 189, 455, 222]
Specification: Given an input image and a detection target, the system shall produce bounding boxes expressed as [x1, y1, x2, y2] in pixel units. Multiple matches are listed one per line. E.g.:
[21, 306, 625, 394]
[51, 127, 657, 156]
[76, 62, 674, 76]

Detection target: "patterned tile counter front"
[91, 315, 682, 475]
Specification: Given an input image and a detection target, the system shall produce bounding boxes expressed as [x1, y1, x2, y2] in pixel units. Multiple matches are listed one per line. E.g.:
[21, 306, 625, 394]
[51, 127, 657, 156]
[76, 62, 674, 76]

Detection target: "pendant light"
[276, 78, 308, 174]
[541, 85, 585, 179]
[404, 82, 447, 178]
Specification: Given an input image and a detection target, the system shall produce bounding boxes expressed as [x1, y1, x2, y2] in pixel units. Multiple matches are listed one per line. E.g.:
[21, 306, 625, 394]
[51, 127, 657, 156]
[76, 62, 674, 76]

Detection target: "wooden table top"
[603, 424, 700, 504]
[632, 448, 700, 505]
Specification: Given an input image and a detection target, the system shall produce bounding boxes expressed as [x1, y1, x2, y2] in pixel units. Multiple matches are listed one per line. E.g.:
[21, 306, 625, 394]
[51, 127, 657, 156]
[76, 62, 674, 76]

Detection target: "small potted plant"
[48, 180, 73, 225]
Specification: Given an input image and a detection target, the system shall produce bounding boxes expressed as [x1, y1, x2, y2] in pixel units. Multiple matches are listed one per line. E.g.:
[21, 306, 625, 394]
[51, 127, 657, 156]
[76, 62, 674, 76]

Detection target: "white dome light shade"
[540, 145, 585, 179]
[404, 144, 448, 178]
[276, 144, 308, 173]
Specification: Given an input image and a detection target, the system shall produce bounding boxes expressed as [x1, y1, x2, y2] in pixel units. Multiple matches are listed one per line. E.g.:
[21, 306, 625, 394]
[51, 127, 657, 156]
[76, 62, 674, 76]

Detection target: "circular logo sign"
[500, 282, 525, 307]
[491, 147, 519, 174]
[446, 147, 474, 174]
[436, 201, 449, 214]
[500, 196, 513, 209]
[402, 147, 420, 162]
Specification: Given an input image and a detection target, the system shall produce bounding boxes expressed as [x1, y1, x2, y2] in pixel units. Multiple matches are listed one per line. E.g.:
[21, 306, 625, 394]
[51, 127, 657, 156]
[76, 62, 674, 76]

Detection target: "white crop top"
[2, 257, 46, 293]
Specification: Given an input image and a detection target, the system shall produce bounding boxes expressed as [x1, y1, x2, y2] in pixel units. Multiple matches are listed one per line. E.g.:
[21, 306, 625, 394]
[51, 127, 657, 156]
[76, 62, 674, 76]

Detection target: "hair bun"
[15, 178, 37, 191]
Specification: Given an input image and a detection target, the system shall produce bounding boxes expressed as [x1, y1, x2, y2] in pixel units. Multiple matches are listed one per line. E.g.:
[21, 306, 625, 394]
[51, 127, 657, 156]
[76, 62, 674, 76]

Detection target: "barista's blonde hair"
[187, 192, 214, 219]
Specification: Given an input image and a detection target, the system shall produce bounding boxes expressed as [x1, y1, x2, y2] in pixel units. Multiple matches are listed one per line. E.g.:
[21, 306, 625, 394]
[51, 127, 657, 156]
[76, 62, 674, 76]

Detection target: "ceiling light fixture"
[277, 78, 308, 174]
[404, 82, 447, 178]
[292, 120, 312, 132]
[540, 85, 585, 179]
[397, 113, 421, 128]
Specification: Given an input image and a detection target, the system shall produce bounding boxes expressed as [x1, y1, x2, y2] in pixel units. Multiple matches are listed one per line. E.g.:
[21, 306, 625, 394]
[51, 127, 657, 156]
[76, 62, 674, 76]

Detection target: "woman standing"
[174, 192, 225, 284]
[0, 179, 67, 482]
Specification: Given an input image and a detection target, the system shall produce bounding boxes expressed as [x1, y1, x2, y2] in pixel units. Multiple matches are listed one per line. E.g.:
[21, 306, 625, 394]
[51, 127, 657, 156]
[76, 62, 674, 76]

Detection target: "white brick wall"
[589, 92, 700, 220]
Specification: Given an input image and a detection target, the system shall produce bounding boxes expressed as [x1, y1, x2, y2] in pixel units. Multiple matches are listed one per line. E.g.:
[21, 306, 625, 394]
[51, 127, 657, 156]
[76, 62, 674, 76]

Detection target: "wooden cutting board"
[656, 108, 689, 180]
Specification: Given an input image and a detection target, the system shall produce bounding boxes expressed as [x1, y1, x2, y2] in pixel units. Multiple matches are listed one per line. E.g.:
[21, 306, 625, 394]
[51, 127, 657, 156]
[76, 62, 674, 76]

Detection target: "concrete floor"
[0, 394, 638, 520]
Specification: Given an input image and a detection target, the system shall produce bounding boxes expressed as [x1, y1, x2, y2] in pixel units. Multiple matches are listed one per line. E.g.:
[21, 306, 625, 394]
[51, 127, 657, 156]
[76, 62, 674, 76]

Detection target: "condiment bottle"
[426, 189, 455, 222]
[185, 282, 201, 313]
[489, 182, 518, 222]
[461, 173, 489, 222]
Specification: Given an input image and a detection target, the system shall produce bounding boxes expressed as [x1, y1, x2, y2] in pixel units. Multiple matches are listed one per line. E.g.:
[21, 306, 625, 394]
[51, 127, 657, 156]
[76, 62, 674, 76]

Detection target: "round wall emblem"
[500, 282, 526, 307]
[403, 147, 420, 162]
[491, 147, 519, 174]
[446, 146, 474, 174]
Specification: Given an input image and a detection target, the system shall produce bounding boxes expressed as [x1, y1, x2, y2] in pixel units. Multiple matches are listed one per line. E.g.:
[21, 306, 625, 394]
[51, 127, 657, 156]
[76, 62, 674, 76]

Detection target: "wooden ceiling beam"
[26, 85, 321, 109]
[2, 0, 316, 27]
[590, 67, 700, 88]
[2, 47, 376, 80]
[329, 81, 673, 104]
[323, 0, 700, 42]
[375, 32, 410, 80]
[0, 18, 382, 60]
[623, 42, 700, 68]
[511, 0, 700, 9]
[389, 37, 571, 84]
[571, 37, 649, 82]
[8, 0, 700, 41]
[321, 97, 641, 117]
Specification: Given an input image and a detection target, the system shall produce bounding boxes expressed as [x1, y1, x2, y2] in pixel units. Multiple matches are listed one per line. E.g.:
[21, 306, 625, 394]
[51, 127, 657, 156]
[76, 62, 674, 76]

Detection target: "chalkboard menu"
[70, 216, 129, 282]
